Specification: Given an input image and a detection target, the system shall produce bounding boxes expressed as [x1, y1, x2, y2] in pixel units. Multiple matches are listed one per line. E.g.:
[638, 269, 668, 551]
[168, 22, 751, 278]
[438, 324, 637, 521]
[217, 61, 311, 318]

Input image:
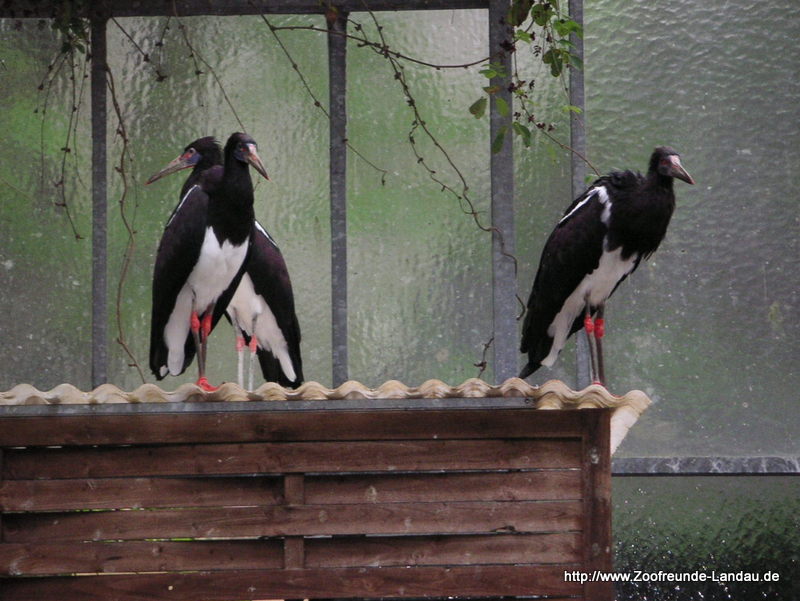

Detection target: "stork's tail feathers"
[518, 361, 538, 381]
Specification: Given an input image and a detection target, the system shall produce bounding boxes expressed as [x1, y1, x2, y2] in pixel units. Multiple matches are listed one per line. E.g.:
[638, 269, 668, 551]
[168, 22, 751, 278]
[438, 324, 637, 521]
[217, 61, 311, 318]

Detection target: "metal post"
[488, 0, 516, 384]
[568, 0, 590, 389]
[91, 15, 108, 387]
[328, 10, 348, 387]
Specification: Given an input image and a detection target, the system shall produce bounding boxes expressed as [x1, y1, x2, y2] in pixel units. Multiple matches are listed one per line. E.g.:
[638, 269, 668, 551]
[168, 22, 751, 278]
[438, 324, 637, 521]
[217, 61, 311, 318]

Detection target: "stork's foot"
[196, 376, 218, 392]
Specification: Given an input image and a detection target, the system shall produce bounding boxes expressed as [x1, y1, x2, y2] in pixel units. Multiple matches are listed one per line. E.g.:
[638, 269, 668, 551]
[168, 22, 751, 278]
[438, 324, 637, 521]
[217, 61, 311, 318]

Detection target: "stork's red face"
[145, 147, 201, 185]
[659, 154, 695, 185]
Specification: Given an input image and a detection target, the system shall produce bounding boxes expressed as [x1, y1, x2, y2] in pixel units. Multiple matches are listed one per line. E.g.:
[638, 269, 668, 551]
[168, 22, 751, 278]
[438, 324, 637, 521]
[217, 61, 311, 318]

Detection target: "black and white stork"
[147, 137, 303, 389]
[147, 132, 270, 391]
[519, 146, 695, 385]
[226, 223, 304, 389]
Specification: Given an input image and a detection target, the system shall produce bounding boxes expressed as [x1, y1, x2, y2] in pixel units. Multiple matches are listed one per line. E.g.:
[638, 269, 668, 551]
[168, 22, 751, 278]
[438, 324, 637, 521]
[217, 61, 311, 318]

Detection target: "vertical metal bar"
[328, 11, 348, 387]
[488, 0, 516, 383]
[568, 0, 590, 389]
[91, 15, 108, 387]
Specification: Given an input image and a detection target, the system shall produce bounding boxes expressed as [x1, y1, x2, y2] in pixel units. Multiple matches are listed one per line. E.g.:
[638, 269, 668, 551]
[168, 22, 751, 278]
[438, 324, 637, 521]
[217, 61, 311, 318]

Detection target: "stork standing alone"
[147, 132, 270, 391]
[147, 137, 303, 389]
[519, 146, 695, 385]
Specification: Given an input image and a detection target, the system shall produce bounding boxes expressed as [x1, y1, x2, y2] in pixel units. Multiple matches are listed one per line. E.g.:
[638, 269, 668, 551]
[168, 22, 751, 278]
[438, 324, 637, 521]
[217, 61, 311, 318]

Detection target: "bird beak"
[145, 152, 196, 185]
[668, 156, 695, 185]
[244, 143, 271, 182]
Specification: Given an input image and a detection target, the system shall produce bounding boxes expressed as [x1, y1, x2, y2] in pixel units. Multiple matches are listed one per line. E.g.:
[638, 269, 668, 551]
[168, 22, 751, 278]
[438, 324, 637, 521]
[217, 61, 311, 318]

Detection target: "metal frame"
[2, 0, 794, 476]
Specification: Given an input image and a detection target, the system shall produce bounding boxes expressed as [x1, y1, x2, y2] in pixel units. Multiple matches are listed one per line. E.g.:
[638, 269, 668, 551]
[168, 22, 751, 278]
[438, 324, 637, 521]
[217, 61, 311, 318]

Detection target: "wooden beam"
[0, 470, 581, 511]
[582, 408, 613, 600]
[0, 565, 583, 600]
[283, 474, 306, 569]
[0, 406, 591, 446]
[3, 500, 583, 542]
[3, 439, 582, 479]
[0, 533, 580, 576]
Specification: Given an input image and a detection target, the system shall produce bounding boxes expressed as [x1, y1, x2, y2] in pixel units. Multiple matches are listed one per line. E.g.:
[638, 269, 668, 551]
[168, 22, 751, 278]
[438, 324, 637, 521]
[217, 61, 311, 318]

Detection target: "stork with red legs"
[147, 133, 270, 391]
[519, 146, 695, 385]
[147, 137, 303, 390]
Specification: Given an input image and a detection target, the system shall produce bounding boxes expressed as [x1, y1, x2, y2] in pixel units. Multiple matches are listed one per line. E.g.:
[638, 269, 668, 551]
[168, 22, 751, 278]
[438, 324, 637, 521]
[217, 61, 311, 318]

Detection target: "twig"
[36, 49, 84, 239]
[111, 17, 168, 82]
[172, 1, 247, 131]
[106, 67, 147, 384]
[269, 22, 491, 70]
[259, 13, 388, 184]
[473, 336, 494, 378]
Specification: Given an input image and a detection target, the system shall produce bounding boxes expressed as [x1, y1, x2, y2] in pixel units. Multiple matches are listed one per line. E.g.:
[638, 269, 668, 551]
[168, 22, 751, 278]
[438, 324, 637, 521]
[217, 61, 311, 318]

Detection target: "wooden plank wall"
[0, 403, 612, 600]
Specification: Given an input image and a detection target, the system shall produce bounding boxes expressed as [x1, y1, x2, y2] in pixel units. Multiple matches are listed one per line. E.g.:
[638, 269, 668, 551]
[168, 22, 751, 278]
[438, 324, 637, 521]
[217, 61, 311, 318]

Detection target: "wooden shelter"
[0, 378, 650, 600]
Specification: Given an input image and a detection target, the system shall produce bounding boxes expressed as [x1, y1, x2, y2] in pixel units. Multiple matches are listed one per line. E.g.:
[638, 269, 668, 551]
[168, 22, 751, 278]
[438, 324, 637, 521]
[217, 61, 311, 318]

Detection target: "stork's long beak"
[145, 152, 197, 185]
[668, 156, 695, 185]
[244, 143, 271, 182]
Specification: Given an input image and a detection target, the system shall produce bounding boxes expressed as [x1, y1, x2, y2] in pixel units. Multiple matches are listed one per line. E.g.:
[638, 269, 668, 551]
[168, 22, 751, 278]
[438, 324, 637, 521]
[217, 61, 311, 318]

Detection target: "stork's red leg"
[247, 316, 259, 391]
[190, 310, 205, 379]
[235, 332, 246, 389]
[583, 304, 599, 385]
[195, 303, 218, 392]
[594, 305, 606, 386]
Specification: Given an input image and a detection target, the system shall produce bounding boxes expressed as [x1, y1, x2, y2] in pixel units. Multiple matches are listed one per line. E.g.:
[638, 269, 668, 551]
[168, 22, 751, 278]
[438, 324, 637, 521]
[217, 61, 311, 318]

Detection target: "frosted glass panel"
[347, 10, 493, 386]
[0, 21, 93, 389]
[515, 0, 800, 456]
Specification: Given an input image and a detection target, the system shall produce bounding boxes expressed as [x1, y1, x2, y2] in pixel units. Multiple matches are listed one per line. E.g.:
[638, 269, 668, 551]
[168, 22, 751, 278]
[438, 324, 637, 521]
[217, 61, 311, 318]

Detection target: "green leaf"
[479, 62, 508, 80]
[542, 48, 564, 77]
[469, 97, 488, 119]
[562, 104, 583, 114]
[513, 122, 532, 147]
[530, 3, 554, 26]
[491, 126, 508, 154]
[495, 96, 510, 117]
[514, 30, 533, 44]
[553, 18, 583, 38]
[483, 85, 502, 95]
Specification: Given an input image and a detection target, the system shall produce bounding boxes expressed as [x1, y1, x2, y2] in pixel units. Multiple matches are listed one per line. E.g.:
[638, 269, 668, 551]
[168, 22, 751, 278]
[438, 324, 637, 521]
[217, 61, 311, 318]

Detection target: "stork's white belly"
[541, 245, 638, 367]
[163, 228, 249, 376]
[227, 273, 296, 382]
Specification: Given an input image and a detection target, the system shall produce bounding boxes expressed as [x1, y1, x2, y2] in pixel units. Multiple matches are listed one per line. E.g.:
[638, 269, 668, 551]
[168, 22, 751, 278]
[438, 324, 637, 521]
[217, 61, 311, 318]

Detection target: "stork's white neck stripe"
[166, 184, 200, 227]
[255, 221, 277, 247]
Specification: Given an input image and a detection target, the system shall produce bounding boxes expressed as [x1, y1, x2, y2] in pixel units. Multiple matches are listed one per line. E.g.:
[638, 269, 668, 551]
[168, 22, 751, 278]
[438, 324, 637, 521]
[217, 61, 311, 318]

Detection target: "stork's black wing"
[249, 222, 304, 387]
[519, 182, 611, 376]
[148, 185, 208, 378]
